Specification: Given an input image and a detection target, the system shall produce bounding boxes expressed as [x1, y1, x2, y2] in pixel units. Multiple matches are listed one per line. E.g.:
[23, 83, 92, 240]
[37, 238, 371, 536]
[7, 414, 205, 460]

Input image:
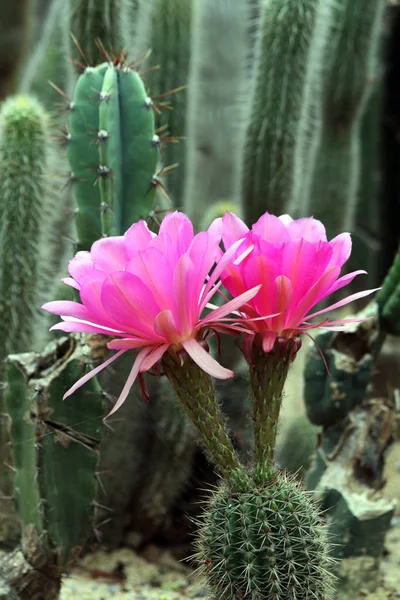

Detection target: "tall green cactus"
[183, 0, 250, 227]
[0, 95, 56, 359]
[69, 0, 122, 66]
[0, 95, 58, 542]
[241, 0, 320, 225]
[147, 0, 192, 206]
[290, 0, 385, 238]
[20, 0, 75, 108]
[0, 336, 104, 596]
[66, 59, 160, 249]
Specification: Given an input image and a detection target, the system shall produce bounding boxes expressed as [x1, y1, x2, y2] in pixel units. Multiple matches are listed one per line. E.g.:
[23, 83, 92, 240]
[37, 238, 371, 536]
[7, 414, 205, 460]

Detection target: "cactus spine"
[196, 470, 334, 600]
[147, 0, 192, 206]
[67, 60, 159, 249]
[241, 0, 320, 225]
[291, 0, 385, 238]
[183, 0, 250, 227]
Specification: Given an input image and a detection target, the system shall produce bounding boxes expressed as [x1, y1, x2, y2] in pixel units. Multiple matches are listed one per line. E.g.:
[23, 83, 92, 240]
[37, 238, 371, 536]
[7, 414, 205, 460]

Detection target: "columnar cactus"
[291, 0, 386, 238]
[241, 0, 320, 224]
[66, 59, 160, 249]
[69, 0, 122, 66]
[1, 336, 104, 598]
[183, 0, 250, 227]
[147, 0, 192, 206]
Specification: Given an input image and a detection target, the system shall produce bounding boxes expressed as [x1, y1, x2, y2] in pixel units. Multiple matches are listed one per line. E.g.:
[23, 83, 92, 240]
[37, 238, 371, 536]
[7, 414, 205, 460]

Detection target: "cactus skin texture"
[242, 0, 319, 224]
[196, 469, 334, 600]
[69, 0, 122, 66]
[0, 95, 57, 541]
[67, 60, 159, 249]
[183, 0, 250, 227]
[295, 0, 385, 239]
[147, 0, 192, 206]
[0, 336, 104, 597]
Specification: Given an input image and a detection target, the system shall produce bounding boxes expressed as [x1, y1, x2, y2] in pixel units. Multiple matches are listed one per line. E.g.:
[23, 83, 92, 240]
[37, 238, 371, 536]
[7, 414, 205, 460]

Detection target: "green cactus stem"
[69, 0, 122, 66]
[0, 96, 57, 538]
[147, 0, 192, 206]
[67, 59, 159, 250]
[162, 351, 247, 488]
[183, 0, 250, 228]
[294, 0, 385, 239]
[242, 0, 320, 224]
[249, 337, 301, 479]
[2, 335, 104, 592]
[196, 468, 334, 600]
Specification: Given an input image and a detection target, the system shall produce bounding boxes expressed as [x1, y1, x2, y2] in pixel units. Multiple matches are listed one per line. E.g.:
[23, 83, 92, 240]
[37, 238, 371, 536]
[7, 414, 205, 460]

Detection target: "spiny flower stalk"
[42, 211, 260, 416]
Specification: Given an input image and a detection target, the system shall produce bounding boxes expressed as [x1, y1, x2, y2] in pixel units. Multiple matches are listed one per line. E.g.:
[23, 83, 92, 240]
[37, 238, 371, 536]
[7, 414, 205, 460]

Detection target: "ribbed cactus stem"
[69, 0, 122, 66]
[242, 0, 319, 224]
[183, 0, 250, 228]
[162, 351, 247, 488]
[147, 0, 192, 206]
[0, 95, 53, 359]
[294, 0, 385, 238]
[249, 337, 301, 478]
[67, 60, 159, 249]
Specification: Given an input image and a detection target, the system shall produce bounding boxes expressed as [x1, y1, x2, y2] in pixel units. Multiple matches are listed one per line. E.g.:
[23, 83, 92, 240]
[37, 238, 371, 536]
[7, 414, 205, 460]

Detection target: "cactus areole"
[66, 59, 160, 251]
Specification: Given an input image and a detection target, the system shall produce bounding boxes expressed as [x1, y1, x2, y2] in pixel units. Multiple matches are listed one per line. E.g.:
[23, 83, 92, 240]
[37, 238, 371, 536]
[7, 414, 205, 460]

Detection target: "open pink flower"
[217, 212, 379, 355]
[42, 212, 260, 416]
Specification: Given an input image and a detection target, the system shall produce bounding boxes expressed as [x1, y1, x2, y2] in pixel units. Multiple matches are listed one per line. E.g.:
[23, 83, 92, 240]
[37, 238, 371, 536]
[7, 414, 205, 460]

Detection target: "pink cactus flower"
[42, 212, 260, 416]
[217, 212, 379, 357]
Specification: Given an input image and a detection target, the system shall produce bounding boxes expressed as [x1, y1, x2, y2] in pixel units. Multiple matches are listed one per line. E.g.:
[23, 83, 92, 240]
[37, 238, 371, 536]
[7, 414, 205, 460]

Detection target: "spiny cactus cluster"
[196, 469, 334, 600]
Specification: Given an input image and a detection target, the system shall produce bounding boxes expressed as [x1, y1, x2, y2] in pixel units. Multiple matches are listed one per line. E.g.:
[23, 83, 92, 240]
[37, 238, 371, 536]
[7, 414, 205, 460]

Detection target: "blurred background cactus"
[0, 0, 399, 598]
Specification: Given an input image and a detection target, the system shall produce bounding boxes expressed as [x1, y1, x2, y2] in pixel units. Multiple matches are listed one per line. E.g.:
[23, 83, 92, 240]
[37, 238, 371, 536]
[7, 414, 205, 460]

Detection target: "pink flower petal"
[201, 285, 262, 325]
[105, 347, 152, 418]
[68, 251, 98, 285]
[140, 343, 170, 372]
[61, 277, 80, 290]
[306, 287, 381, 320]
[252, 212, 290, 244]
[50, 320, 125, 335]
[107, 338, 154, 349]
[328, 232, 352, 268]
[159, 211, 194, 254]
[221, 212, 249, 248]
[124, 220, 156, 259]
[90, 236, 128, 274]
[284, 216, 327, 243]
[262, 331, 277, 352]
[100, 272, 161, 337]
[181, 338, 234, 379]
[42, 300, 92, 320]
[326, 269, 366, 295]
[63, 350, 127, 400]
[154, 309, 179, 341]
[173, 254, 196, 334]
